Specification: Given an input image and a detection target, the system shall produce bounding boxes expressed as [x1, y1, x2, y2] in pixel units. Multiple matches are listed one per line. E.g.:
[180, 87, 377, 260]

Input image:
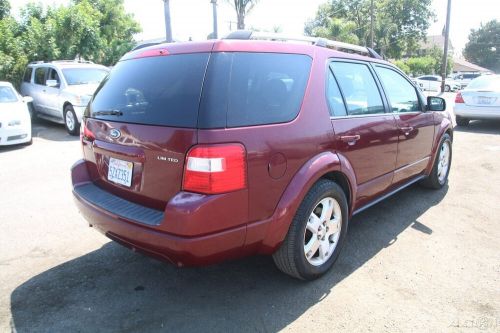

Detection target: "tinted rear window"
[199, 52, 312, 128]
[88, 53, 210, 127]
[23, 68, 33, 83]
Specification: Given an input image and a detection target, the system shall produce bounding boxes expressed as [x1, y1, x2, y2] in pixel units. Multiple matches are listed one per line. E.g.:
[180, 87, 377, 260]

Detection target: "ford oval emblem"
[110, 129, 121, 139]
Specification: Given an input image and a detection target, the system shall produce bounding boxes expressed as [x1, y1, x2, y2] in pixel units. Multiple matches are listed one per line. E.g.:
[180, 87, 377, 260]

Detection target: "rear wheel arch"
[321, 171, 352, 211]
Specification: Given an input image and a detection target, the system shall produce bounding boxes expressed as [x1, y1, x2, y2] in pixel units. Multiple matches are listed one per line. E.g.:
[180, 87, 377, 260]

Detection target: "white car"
[0, 82, 32, 146]
[454, 75, 500, 126]
[414, 75, 460, 92]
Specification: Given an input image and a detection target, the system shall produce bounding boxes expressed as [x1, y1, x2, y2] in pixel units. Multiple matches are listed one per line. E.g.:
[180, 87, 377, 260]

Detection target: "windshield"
[466, 75, 500, 91]
[88, 53, 210, 127]
[0, 86, 19, 103]
[62, 68, 109, 85]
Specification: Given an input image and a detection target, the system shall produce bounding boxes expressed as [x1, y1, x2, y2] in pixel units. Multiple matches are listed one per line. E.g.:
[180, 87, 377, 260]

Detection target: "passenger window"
[330, 62, 385, 116]
[23, 68, 33, 83]
[47, 68, 60, 84]
[326, 69, 347, 117]
[375, 66, 420, 113]
[34, 67, 47, 85]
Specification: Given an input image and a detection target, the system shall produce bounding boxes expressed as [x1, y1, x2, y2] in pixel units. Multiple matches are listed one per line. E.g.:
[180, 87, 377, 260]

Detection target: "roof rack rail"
[224, 30, 383, 60]
[28, 59, 95, 65]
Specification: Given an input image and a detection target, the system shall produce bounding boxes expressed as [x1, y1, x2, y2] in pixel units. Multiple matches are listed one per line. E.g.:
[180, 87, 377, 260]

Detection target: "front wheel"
[272, 179, 348, 280]
[64, 105, 80, 136]
[420, 133, 452, 189]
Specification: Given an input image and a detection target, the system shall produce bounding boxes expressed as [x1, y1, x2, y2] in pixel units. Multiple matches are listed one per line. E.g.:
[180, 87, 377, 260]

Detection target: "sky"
[10, 0, 500, 56]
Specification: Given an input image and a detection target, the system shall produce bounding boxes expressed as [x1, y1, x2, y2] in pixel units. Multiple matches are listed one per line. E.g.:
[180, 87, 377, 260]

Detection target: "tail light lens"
[80, 118, 95, 142]
[183, 144, 247, 194]
[455, 92, 464, 103]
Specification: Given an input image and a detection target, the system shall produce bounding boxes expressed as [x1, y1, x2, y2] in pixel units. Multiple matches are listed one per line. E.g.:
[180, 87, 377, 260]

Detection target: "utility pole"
[211, 0, 218, 39]
[163, 0, 173, 42]
[440, 0, 451, 92]
[370, 0, 374, 48]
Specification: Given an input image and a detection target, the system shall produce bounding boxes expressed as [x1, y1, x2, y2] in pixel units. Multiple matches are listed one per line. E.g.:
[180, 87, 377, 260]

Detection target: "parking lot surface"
[1, 116, 499, 332]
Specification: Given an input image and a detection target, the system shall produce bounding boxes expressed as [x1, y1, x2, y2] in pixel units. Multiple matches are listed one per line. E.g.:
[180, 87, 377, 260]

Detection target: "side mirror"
[427, 96, 446, 111]
[46, 79, 59, 88]
[22, 96, 33, 103]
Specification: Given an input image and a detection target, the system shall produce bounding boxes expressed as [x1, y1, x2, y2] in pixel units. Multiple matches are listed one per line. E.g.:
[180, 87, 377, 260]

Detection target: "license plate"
[477, 96, 492, 105]
[108, 157, 133, 187]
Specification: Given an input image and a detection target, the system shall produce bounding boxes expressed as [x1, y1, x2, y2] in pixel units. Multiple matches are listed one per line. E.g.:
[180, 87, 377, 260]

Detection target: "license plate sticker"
[108, 157, 133, 187]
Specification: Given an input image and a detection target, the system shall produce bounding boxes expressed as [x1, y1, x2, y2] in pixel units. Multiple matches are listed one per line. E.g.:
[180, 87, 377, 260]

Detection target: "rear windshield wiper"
[93, 109, 123, 116]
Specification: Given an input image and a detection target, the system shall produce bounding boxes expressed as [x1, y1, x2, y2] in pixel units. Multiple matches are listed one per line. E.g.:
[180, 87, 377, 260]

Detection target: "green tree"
[227, 0, 259, 30]
[0, 0, 10, 20]
[0, 17, 28, 86]
[305, 0, 435, 58]
[72, 0, 141, 65]
[311, 18, 359, 45]
[463, 20, 499, 72]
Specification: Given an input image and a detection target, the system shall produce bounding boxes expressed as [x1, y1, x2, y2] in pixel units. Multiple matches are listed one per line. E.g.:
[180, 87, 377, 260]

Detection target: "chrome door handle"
[401, 126, 414, 136]
[340, 135, 361, 146]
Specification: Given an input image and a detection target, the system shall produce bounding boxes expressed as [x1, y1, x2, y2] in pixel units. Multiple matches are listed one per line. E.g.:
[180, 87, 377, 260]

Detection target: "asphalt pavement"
[0, 115, 499, 332]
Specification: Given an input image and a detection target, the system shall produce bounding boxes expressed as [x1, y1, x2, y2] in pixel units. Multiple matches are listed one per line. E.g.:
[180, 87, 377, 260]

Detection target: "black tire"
[420, 133, 452, 189]
[444, 85, 450, 92]
[456, 116, 469, 126]
[272, 179, 349, 280]
[64, 105, 80, 136]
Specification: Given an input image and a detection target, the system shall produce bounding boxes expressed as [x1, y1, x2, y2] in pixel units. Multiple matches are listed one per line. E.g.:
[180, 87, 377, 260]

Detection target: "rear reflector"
[455, 92, 464, 103]
[183, 144, 247, 194]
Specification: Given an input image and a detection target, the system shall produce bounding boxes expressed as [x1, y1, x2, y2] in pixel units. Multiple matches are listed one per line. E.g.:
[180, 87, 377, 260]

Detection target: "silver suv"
[20, 60, 109, 135]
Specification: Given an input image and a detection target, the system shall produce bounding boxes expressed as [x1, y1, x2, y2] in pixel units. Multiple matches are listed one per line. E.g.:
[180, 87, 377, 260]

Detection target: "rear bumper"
[454, 104, 500, 120]
[71, 159, 248, 266]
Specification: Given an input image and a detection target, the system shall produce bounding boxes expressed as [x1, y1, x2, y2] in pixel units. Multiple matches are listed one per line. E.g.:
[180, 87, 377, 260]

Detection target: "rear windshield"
[88, 53, 210, 127]
[199, 52, 312, 128]
[88, 52, 311, 128]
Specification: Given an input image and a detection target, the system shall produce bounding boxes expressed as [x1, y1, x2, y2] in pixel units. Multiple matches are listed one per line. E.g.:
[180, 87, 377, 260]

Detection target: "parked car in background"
[72, 32, 452, 280]
[413, 75, 460, 92]
[20, 60, 109, 135]
[454, 74, 500, 126]
[452, 72, 482, 89]
[0, 82, 32, 146]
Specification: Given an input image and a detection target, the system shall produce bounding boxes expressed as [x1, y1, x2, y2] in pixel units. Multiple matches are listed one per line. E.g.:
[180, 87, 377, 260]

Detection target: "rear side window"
[375, 66, 420, 113]
[88, 53, 210, 127]
[330, 62, 385, 116]
[326, 69, 347, 117]
[34, 67, 47, 85]
[199, 52, 312, 128]
[23, 68, 33, 83]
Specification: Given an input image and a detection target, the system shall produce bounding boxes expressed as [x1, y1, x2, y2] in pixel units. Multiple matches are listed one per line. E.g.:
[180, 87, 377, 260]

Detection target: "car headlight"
[75, 95, 91, 106]
[8, 120, 21, 126]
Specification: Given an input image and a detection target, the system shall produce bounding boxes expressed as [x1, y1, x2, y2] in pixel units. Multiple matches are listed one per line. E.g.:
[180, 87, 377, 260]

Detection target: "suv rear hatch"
[82, 51, 210, 210]
[82, 43, 312, 211]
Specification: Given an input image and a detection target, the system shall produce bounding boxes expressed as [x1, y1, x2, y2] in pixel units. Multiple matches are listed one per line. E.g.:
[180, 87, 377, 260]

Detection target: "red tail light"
[183, 144, 247, 194]
[80, 119, 95, 142]
[455, 92, 464, 103]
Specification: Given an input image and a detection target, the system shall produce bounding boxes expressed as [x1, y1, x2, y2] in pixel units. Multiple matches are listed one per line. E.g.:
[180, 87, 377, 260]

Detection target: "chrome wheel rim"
[304, 197, 342, 266]
[437, 141, 450, 184]
[65, 111, 75, 131]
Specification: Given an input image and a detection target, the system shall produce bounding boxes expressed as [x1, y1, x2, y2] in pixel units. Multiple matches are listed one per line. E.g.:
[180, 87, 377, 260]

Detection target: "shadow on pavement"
[10, 184, 448, 332]
[31, 118, 79, 142]
[454, 120, 500, 135]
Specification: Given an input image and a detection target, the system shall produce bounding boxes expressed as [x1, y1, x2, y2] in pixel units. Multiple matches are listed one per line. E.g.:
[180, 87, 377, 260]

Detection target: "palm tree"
[227, 0, 259, 30]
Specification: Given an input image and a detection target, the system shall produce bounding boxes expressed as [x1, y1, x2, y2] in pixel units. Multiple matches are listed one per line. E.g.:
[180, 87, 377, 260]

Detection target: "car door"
[328, 60, 399, 210]
[430, 76, 440, 91]
[31, 66, 48, 114]
[373, 65, 434, 185]
[44, 67, 63, 119]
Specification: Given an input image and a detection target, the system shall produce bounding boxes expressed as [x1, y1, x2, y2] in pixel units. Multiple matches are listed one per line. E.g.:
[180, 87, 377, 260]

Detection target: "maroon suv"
[71, 32, 452, 280]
